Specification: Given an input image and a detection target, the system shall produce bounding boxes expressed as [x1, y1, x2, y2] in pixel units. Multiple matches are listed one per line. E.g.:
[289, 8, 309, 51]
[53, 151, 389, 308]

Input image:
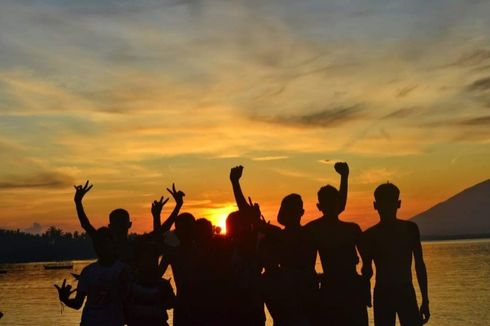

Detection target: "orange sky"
[0, 0, 489, 234]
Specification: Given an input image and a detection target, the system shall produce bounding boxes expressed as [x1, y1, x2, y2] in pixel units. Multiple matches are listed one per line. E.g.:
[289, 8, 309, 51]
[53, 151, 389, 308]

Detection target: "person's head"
[317, 185, 341, 216]
[109, 208, 132, 238]
[373, 183, 401, 221]
[226, 211, 252, 241]
[93, 227, 117, 264]
[194, 218, 213, 244]
[277, 193, 304, 228]
[175, 212, 196, 243]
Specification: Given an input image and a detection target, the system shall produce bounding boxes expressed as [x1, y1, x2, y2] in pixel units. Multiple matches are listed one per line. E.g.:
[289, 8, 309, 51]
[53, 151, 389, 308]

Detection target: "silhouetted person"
[159, 211, 196, 326]
[74, 181, 135, 267]
[186, 218, 229, 325]
[273, 193, 317, 325]
[126, 236, 175, 326]
[227, 166, 266, 326]
[360, 183, 430, 326]
[55, 227, 130, 326]
[305, 162, 368, 326]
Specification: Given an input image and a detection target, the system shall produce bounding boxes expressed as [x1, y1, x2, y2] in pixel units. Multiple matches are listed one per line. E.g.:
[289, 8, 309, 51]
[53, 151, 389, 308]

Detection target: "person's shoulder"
[341, 220, 362, 232]
[80, 261, 99, 278]
[398, 219, 420, 232]
[82, 261, 98, 272]
[113, 259, 129, 270]
[304, 217, 323, 229]
[363, 223, 381, 236]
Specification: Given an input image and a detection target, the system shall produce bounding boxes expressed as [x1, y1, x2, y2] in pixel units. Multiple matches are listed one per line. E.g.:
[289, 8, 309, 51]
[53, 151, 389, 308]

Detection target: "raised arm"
[230, 166, 248, 211]
[334, 162, 349, 213]
[413, 224, 430, 324]
[160, 184, 185, 233]
[151, 196, 169, 233]
[74, 181, 96, 238]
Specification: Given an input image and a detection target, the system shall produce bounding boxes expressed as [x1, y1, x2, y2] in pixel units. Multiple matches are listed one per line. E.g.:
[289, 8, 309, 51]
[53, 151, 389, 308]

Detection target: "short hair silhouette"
[175, 212, 195, 230]
[374, 183, 400, 203]
[226, 211, 251, 239]
[109, 208, 131, 229]
[317, 185, 340, 214]
[175, 213, 196, 241]
[93, 227, 116, 261]
[277, 193, 303, 227]
[195, 218, 213, 242]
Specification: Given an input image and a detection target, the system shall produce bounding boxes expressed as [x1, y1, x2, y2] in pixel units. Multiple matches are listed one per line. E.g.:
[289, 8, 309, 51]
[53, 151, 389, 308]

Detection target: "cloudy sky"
[0, 0, 489, 233]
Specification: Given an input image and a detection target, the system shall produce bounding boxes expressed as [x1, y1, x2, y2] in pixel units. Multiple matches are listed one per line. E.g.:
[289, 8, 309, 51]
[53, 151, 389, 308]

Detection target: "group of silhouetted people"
[54, 163, 430, 326]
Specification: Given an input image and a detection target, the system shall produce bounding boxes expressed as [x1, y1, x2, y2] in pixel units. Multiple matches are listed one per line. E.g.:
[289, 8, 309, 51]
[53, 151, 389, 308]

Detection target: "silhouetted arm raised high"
[151, 196, 169, 233]
[413, 224, 430, 324]
[160, 184, 185, 233]
[230, 166, 248, 211]
[74, 181, 96, 239]
[334, 162, 349, 213]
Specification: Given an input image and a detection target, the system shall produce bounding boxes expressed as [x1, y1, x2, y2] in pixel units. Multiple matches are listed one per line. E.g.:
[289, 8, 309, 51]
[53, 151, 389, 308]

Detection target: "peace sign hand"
[167, 183, 185, 206]
[74, 180, 93, 202]
[152, 196, 169, 218]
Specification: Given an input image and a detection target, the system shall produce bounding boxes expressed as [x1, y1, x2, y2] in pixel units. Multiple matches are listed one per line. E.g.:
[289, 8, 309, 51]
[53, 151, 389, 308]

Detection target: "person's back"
[277, 194, 317, 277]
[305, 169, 368, 326]
[127, 279, 174, 326]
[360, 183, 430, 326]
[126, 237, 174, 326]
[55, 227, 130, 326]
[162, 213, 196, 326]
[274, 194, 317, 325]
[306, 217, 360, 280]
[79, 260, 129, 326]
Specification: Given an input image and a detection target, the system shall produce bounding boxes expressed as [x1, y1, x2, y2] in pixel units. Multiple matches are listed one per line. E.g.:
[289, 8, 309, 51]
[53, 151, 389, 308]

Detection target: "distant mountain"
[410, 179, 490, 239]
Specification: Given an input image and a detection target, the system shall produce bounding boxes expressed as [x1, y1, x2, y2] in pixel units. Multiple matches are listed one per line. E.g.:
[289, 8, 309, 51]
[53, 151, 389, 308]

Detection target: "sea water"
[1, 239, 489, 325]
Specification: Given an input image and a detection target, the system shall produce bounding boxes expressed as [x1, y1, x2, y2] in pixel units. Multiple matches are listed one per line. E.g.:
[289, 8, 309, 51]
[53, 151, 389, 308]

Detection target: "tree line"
[0, 227, 95, 264]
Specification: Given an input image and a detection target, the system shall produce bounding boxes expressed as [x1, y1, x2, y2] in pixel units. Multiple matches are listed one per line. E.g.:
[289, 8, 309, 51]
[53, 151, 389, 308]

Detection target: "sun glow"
[201, 204, 237, 235]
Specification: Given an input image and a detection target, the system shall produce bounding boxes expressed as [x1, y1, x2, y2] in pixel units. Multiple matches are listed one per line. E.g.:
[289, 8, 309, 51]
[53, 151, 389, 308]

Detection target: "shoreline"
[2, 237, 490, 266]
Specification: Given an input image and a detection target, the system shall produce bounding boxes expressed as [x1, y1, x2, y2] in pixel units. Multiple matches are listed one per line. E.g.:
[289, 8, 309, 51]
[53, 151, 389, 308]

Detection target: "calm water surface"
[1, 239, 489, 325]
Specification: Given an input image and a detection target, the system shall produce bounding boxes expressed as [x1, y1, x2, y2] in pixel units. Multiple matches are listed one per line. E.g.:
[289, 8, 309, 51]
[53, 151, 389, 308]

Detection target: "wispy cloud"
[467, 77, 490, 92]
[0, 0, 490, 230]
[0, 172, 74, 190]
[253, 105, 365, 128]
[252, 156, 288, 161]
[358, 168, 398, 185]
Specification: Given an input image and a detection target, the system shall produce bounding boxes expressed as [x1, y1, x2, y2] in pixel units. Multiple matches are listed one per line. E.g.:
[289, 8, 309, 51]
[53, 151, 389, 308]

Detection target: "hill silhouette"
[410, 179, 490, 239]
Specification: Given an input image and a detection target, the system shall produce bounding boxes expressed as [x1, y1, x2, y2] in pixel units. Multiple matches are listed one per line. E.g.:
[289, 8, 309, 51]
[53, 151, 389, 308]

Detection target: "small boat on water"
[43, 262, 73, 270]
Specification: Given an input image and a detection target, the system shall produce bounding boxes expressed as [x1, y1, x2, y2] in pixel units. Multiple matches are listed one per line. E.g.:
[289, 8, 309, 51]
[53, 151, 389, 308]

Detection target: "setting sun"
[201, 204, 237, 234]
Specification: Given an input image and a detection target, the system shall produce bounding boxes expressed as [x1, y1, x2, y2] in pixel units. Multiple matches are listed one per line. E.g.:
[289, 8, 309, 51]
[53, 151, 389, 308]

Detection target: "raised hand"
[152, 196, 169, 218]
[74, 180, 93, 202]
[247, 196, 262, 221]
[334, 162, 349, 176]
[167, 183, 185, 206]
[54, 279, 75, 302]
[230, 166, 243, 183]
[420, 301, 430, 324]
